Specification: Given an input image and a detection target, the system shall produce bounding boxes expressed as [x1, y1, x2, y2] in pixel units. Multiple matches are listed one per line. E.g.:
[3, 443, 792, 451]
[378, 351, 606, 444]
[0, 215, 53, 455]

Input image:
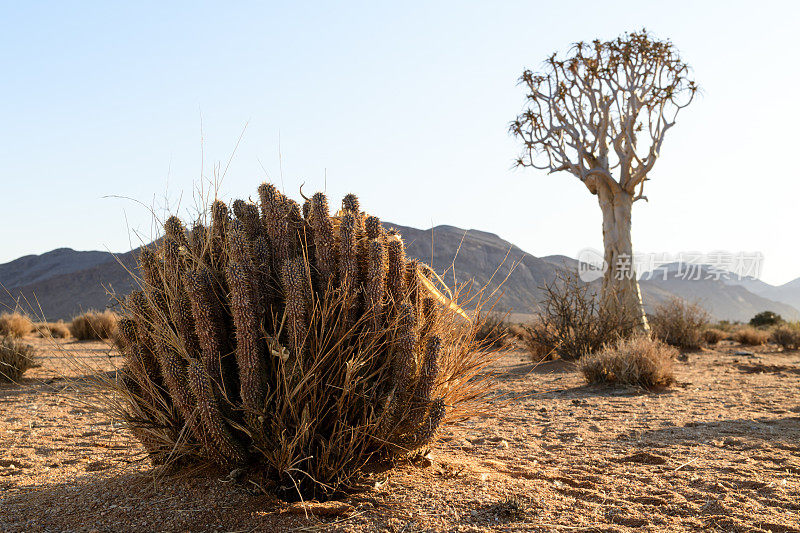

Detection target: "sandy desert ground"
[1, 336, 799, 532]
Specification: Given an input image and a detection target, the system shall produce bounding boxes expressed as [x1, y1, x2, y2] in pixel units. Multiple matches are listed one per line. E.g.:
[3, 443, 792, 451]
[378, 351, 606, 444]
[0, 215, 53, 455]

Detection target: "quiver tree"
[109, 182, 489, 500]
[510, 30, 697, 332]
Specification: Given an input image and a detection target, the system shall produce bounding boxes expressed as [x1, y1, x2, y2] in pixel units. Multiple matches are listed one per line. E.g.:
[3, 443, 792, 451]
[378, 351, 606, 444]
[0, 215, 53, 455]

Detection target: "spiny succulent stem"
[183, 269, 227, 388]
[227, 261, 267, 420]
[309, 192, 337, 289]
[386, 234, 406, 309]
[281, 257, 310, 361]
[187, 360, 247, 467]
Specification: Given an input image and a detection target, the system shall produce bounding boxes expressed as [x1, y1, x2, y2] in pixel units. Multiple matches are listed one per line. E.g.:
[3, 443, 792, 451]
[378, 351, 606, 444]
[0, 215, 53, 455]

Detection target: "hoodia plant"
[110, 182, 489, 499]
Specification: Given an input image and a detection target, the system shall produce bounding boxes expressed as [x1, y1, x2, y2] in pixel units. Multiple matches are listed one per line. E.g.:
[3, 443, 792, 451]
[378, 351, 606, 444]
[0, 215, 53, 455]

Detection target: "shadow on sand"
[0, 465, 303, 532]
[638, 415, 800, 448]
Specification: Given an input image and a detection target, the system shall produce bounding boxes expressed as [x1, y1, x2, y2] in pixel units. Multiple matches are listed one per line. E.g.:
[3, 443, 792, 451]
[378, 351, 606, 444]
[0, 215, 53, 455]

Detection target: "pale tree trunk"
[596, 182, 650, 334]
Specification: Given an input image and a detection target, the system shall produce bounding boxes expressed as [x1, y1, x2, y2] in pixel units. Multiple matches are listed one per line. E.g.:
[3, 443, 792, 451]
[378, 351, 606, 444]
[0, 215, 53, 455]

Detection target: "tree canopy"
[510, 30, 697, 201]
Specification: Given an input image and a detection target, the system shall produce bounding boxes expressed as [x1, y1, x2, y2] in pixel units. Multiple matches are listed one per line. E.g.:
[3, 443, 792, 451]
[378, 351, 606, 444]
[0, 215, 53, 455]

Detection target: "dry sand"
[1, 336, 798, 532]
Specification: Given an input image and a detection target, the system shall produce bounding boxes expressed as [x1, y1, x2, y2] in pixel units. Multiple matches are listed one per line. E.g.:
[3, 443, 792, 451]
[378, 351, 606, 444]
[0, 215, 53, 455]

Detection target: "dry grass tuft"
[35, 321, 71, 339]
[769, 324, 800, 350]
[0, 336, 38, 382]
[579, 336, 677, 389]
[702, 328, 728, 345]
[69, 310, 118, 340]
[0, 312, 33, 338]
[649, 297, 709, 349]
[732, 326, 769, 346]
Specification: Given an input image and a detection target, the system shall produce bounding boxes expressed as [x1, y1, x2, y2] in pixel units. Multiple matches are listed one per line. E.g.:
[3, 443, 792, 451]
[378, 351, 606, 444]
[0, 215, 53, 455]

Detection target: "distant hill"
[386, 223, 561, 315]
[639, 264, 800, 322]
[0, 248, 111, 290]
[723, 275, 800, 316]
[1, 223, 797, 323]
[0, 249, 138, 321]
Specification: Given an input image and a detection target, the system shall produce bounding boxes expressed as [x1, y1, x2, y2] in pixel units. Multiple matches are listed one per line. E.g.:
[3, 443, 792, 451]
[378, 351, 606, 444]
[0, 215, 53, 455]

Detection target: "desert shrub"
[0, 336, 38, 382]
[649, 297, 709, 349]
[520, 320, 557, 360]
[769, 324, 800, 350]
[103, 184, 488, 500]
[732, 326, 769, 346]
[578, 336, 677, 388]
[69, 310, 118, 340]
[0, 312, 32, 338]
[474, 312, 512, 349]
[749, 311, 782, 327]
[35, 321, 70, 339]
[525, 270, 631, 360]
[702, 328, 728, 345]
[505, 322, 526, 341]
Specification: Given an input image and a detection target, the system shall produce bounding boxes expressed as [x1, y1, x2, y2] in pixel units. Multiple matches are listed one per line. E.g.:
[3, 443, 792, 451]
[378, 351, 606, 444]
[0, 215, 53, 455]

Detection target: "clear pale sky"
[1, 1, 797, 284]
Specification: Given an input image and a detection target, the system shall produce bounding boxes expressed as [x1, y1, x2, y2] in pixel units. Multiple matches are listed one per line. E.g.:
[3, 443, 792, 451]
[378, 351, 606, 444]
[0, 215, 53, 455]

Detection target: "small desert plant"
[525, 270, 632, 360]
[69, 310, 118, 340]
[578, 336, 677, 388]
[0, 312, 33, 338]
[749, 311, 782, 327]
[491, 494, 527, 521]
[769, 324, 800, 350]
[35, 321, 70, 339]
[732, 326, 770, 346]
[702, 328, 728, 345]
[103, 184, 488, 500]
[649, 297, 710, 349]
[0, 336, 38, 382]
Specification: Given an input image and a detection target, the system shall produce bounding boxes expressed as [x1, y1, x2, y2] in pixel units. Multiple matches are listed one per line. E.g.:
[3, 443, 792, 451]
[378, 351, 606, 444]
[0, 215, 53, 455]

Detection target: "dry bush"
[524, 270, 631, 360]
[0, 312, 33, 338]
[505, 323, 526, 341]
[649, 297, 710, 349]
[99, 185, 490, 500]
[69, 310, 118, 340]
[732, 326, 770, 346]
[770, 324, 800, 350]
[702, 328, 728, 345]
[579, 336, 677, 389]
[474, 312, 512, 349]
[35, 321, 70, 339]
[0, 336, 38, 382]
[519, 320, 557, 361]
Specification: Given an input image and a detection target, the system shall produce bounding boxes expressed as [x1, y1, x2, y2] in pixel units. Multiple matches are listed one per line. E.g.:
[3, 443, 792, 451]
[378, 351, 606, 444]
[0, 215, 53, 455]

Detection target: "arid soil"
[1, 336, 799, 532]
